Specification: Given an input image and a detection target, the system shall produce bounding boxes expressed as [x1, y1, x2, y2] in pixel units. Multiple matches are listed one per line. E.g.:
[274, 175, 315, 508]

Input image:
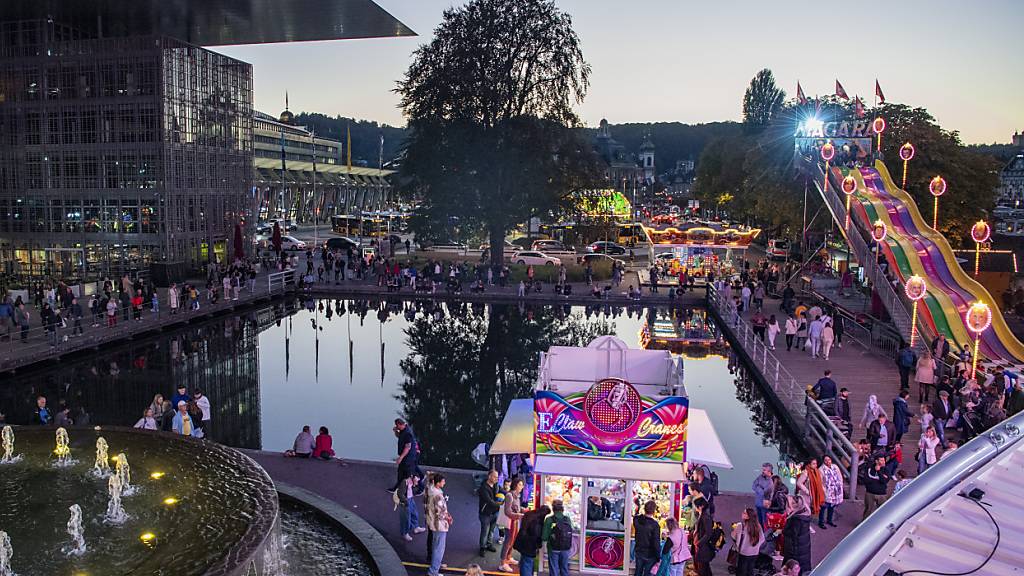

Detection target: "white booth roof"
[541, 336, 684, 396]
[490, 399, 732, 472]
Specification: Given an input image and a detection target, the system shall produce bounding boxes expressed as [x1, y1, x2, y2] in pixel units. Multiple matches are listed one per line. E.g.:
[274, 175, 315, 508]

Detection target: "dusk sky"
[217, 0, 1023, 144]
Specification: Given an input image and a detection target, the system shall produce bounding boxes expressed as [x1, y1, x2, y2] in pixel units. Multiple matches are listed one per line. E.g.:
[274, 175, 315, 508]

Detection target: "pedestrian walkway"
[0, 272, 292, 373]
[245, 452, 858, 575]
[708, 288, 925, 480]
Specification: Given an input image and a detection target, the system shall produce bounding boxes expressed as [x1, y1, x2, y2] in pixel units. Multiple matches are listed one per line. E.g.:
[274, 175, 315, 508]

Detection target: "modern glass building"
[0, 0, 412, 284]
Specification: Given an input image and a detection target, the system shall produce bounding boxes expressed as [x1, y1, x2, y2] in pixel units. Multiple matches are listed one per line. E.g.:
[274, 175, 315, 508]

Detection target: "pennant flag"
[854, 96, 865, 118]
[346, 123, 352, 172]
[835, 80, 849, 100]
[796, 81, 807, 105]
[875, 79, 886, 104]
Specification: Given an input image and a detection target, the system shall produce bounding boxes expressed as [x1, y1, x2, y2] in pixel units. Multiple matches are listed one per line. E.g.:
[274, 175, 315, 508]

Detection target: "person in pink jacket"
[312, 426, 335, 460]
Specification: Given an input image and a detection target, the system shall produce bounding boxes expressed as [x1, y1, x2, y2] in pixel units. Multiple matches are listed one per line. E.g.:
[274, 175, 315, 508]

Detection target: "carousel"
[490, 336, 731, 574]
[644, 220, 761, 285]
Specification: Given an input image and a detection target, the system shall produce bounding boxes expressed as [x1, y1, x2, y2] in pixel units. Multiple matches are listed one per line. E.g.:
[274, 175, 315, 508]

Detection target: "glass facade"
[0, 20, 252, 283]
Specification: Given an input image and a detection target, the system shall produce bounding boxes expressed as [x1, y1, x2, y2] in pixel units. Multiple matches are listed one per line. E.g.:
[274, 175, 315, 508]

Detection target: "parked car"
[577, 253, 624, 266]
[510, 251, 561, 266]
[323, 237, 360, 251]
[280, 236, 307, 251]
[767, 238, 790, 261]
[421, 240, 467, 253]
[586, 241, 626, 255]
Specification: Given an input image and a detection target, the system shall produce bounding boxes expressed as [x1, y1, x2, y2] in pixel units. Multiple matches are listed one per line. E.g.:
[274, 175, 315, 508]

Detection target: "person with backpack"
[512, 504, 549, 576]
[542, 499, 574, 576]
[633, 500, 662, 576]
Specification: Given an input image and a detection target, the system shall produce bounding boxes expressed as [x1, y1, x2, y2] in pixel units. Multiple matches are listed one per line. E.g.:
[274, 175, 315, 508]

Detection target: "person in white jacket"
[766, 315, 781, 350]
[784, 314, 799, 351]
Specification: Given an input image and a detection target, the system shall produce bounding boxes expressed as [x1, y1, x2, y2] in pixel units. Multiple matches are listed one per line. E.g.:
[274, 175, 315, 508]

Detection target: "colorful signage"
[535, 379, 688, 461]
[585, 532, 625, 570]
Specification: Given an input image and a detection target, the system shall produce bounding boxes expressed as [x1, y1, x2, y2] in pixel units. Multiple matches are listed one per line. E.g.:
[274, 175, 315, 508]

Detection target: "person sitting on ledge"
[312, 426, 336, 460]
[285, 425, 315, 458]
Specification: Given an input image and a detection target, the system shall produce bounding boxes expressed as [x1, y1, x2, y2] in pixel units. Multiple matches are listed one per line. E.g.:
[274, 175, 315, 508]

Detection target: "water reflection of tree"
[397, 304, 614, 468]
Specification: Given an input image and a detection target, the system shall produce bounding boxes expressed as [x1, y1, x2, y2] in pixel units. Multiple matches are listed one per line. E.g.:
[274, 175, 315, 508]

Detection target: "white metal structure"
[814, 409, 1024, 575]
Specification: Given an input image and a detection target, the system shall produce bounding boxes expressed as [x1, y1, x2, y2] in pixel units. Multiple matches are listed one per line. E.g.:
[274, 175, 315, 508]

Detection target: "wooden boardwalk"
[710, 290, 932, 480]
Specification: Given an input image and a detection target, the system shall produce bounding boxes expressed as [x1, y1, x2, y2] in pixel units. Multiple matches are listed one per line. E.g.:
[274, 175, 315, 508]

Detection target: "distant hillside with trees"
[293, 112, 408, 167]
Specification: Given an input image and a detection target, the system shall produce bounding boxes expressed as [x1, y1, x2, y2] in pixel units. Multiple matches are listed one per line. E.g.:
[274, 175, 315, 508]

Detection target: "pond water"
[0, 298, 801, 492]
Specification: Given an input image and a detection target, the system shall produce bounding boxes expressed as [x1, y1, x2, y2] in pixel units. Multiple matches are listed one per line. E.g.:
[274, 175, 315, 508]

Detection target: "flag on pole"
[835, 80, 849, 100]
[875, 79, 886, 104]
[346, 123, 352, 172]
[854, 96, 865, 118]
[796, 81, 807, 105]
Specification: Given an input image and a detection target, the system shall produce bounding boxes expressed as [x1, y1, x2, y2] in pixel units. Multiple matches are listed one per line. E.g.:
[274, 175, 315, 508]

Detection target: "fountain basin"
[0, 427, 278, 576]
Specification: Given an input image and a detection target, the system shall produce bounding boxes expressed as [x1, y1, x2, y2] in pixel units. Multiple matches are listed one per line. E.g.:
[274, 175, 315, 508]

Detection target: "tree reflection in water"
[397, 302, 615, 469]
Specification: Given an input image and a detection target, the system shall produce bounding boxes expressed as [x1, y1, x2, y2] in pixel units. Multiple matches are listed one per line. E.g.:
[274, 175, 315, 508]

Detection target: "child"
[466, 565, 483, 576]
[893, 470, 911, 494]
[395, 474, 425, 541]
[918, 404, 933, 435]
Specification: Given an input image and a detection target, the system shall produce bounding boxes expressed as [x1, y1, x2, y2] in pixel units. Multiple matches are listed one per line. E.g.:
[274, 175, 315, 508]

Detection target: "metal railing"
[808, 161, 920, 350]
[708, 285, 859, 497]
[0, 270, 294, 372]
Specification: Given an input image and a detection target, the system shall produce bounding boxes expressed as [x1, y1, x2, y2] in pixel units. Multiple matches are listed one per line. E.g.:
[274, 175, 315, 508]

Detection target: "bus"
[331, 212, 409, 238]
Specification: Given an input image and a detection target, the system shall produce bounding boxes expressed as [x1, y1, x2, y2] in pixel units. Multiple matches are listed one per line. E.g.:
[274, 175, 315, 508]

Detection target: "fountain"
[92, 437, 110, 476]
[104, 474, 128, 525]
[0, 426, 18, 464]
[114, 452, 133, 495]
[0, 531, 12, 576]
[64, 504, 86, 556]
[52, 427, 72, 467]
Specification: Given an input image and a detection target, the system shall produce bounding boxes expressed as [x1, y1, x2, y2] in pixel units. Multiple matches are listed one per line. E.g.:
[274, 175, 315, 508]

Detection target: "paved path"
[246, 452, 858, 575]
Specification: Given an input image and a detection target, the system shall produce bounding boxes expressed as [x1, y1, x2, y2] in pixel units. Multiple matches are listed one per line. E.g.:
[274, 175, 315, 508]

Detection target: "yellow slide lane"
[874, 161, 1024, 363]
[849, 169, 974, 350]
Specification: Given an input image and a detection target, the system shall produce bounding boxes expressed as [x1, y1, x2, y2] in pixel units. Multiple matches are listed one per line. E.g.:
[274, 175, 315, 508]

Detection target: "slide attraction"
[835, 159, 1024, 368]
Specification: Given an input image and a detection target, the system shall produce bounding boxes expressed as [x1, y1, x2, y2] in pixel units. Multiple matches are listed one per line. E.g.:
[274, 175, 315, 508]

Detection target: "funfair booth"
[491, 336, 731, 574]
[644, 221, 761, 285]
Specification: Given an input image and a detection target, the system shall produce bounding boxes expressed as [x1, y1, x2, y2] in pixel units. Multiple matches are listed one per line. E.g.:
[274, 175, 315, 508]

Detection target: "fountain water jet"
[115, 452, 133, 495]
[0, 426, 18, 464]
[92, 438, 110, 476]
[52, 428, 72, 467]
[64, 505, 85, 556]
[104, 474, 128, 525]
[0, 530, 13, 576]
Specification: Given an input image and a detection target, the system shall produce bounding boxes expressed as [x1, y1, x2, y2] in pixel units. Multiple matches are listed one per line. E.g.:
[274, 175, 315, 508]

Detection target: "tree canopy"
[396, 0, 599, 261]
[742, 69, 786, 131]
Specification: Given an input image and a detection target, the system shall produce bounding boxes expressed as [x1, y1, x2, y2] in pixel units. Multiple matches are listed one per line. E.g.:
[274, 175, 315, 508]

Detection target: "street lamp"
[899, 142, 915, 190]
[871, 219, 887, 291]
[872, 117, 886, 154]
[904, 275, 927, 347]
[965, 302, 992, 380]
[821, 141, 835, 193]
[971, 220, 991, 277]
[929, 176, 946, 231]
[841, 175, 857, 230]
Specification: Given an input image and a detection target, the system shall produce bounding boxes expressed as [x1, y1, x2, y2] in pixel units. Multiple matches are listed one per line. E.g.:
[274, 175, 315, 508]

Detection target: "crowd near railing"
[707, 285, 859, 497]
[0, 269, 294, 372]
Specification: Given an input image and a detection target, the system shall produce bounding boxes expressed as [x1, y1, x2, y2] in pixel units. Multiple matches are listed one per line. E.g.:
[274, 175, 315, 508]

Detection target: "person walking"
[478, 469, 501, 556]
[752, 463, 774, 528]
[106, 297, 118, 327]
[397, 474, 426, 541]
[807, 316, 823, 358]
[498, 477, 525, 572]
[784, 313, 798, 351]
[732, 508, 765, 576]
[861, 455, 891, 519]
[860, 394, 886, 428]
[426, 474, 451, 576]
[819, 455, 843, 528]
[766, 314, 780, 350]
[892, 390, 912, 442]
[915, 351, 936, 404]
[782, 495, 812, 575]
[542, 500, 574, 576]
[917, 425, 941, 474]
[931, 391, 953, 447]
[867, 413, 896, 452]
[513, 505, 549, 576]
[632, 500, 661, 576]
[795, 313, 808, 352]
[390, 418, 419, 491]
[896, 343, 917, 390]
[931, 333, 950, 382]
[14, 302, 29, 342]
[70, 297, 83, 336]
[820, 321, 835, 360]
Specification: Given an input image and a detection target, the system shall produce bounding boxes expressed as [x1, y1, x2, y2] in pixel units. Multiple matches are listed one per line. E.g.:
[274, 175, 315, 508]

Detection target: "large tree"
[742, 69, 786, 131]
[397, 0, 598, 263]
